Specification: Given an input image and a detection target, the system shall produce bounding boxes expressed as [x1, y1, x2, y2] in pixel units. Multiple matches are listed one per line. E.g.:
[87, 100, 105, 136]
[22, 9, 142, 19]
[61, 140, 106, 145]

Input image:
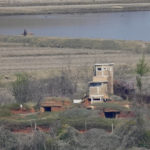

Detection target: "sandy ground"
[0, 0, 150, 15]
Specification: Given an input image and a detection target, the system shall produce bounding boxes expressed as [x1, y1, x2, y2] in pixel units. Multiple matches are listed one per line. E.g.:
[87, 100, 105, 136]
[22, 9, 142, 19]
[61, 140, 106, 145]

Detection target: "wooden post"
[112, 123, 113, 134]
[85, 120, 87, 131]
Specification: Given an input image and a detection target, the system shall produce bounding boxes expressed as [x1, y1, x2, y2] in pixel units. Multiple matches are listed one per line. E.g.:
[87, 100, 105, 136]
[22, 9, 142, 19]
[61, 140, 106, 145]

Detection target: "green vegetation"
[93, 102, 130, 112]
[136, 55, 149, 98]
[12, 73, 30, 104]
[0, 108, 11, 117]
[0, 35, 149, 52]
[0, 36, 150, 150]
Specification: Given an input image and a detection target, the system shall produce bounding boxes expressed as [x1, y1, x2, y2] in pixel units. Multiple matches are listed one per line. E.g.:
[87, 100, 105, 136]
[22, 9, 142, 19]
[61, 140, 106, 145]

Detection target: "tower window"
[97, 68, 102, 71]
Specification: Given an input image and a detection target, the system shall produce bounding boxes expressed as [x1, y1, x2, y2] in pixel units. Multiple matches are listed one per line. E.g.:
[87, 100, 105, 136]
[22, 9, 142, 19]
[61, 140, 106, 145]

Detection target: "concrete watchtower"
[89, 63, 114, 103]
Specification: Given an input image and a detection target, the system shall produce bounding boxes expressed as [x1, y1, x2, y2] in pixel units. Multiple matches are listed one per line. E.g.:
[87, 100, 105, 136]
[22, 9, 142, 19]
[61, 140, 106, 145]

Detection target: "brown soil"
[79, 130, 87, 133]
[11, 108, 35, 114]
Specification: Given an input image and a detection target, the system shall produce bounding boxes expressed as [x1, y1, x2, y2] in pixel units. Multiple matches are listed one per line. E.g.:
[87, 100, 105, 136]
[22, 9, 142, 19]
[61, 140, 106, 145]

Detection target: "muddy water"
[0, 11, 150, 41]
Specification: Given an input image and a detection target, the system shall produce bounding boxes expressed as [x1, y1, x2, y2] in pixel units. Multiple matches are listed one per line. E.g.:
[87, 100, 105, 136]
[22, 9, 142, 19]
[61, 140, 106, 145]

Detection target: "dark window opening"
[97, 68, 102, 71]
[44, 107, 51, 112]
[93, 98, 101, 101]
[104, 112, 120, 118]
[90, 82, 101, 87]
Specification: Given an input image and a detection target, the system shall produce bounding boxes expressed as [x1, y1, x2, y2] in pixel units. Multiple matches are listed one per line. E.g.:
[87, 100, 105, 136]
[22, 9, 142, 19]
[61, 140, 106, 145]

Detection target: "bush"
[28, 71, 77, 103]
[59, 127, 120, 150]
[114, 120, 150, 149]
[46, 71, 77, 98]
[7, 103, 20, 110]
[0, 108, 11, 117]
[114, 80, 135, 100]
[0, 127, 17, 150]
[0, 89, 15, 105]
[60, 108, 97, 119]
[12, 73, 30, 104]
[16, 131, 49, 150]
[138, 130, 150, 149]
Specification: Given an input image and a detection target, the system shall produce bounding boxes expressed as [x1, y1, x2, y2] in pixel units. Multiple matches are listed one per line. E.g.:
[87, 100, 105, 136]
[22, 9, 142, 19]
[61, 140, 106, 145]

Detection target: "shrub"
[29, 71, 77, 101]
[114, 80, 135, 100]
[59, 127, 120, 150]
[16, 131, 49, 150]
[138, 130, 150, 148]
[60, 108, 96, 119]
[114, 120, 150, 149]
[7, 103, 20, 110]
[0, 127, 17, 150]
[0, 89, 15, 105]
[12, 73, 30, 104]
[0, 108, 11, 117]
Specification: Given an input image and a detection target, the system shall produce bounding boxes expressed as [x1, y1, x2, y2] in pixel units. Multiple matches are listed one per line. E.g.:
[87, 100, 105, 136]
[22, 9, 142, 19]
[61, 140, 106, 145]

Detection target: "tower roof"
[94, 63, 114, 66]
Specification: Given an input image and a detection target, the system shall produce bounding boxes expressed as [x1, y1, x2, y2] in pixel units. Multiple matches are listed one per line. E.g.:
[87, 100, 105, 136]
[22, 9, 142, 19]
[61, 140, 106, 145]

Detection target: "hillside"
[0, 35, 150, 150]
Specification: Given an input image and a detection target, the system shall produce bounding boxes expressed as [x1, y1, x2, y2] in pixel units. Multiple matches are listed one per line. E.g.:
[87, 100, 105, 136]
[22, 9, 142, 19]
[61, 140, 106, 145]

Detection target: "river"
[0, 11, 150, 41]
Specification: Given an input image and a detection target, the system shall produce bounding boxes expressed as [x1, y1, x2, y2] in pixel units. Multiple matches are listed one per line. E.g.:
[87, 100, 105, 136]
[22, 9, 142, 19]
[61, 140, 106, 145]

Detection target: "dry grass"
[0, 35, 150, 73]
[0, 35, 150, 87]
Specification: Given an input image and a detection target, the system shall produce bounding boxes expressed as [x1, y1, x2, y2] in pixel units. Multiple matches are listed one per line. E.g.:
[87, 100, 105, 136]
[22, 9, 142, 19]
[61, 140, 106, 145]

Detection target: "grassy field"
[1, 0, 150, 15]
[0, 35, 150, 72]
[0, 35, 150, 90]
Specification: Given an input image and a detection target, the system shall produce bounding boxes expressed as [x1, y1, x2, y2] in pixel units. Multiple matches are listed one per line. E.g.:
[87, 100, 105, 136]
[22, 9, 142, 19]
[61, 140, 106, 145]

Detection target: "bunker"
[40, 97, 71, 113]
[103, 109, 120, 118]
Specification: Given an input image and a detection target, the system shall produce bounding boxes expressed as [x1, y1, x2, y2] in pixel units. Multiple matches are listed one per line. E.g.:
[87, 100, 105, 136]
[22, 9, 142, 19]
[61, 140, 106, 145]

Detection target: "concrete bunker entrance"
[44, 106, 51, 112]
[104, 111, 120, 118]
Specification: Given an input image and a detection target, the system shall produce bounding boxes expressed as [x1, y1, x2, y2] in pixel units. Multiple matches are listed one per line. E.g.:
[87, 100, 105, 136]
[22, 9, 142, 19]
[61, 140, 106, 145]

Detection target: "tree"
[136, 54, 149, 103]
[133, 55, 149, 135]
[12, 73, 30, 104]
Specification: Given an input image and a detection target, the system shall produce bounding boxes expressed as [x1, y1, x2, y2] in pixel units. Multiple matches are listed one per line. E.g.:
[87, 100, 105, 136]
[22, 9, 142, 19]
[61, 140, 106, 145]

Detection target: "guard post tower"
[89, 63, 114, 104]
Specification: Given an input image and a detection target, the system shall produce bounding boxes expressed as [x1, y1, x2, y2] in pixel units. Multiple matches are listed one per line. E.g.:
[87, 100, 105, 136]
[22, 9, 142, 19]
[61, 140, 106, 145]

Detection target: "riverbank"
[1, 0, 150, 15]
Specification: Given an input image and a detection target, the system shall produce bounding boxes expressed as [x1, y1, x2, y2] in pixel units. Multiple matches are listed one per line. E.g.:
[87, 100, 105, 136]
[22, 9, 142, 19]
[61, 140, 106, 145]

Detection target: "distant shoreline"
[1, 3, 150, 16]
